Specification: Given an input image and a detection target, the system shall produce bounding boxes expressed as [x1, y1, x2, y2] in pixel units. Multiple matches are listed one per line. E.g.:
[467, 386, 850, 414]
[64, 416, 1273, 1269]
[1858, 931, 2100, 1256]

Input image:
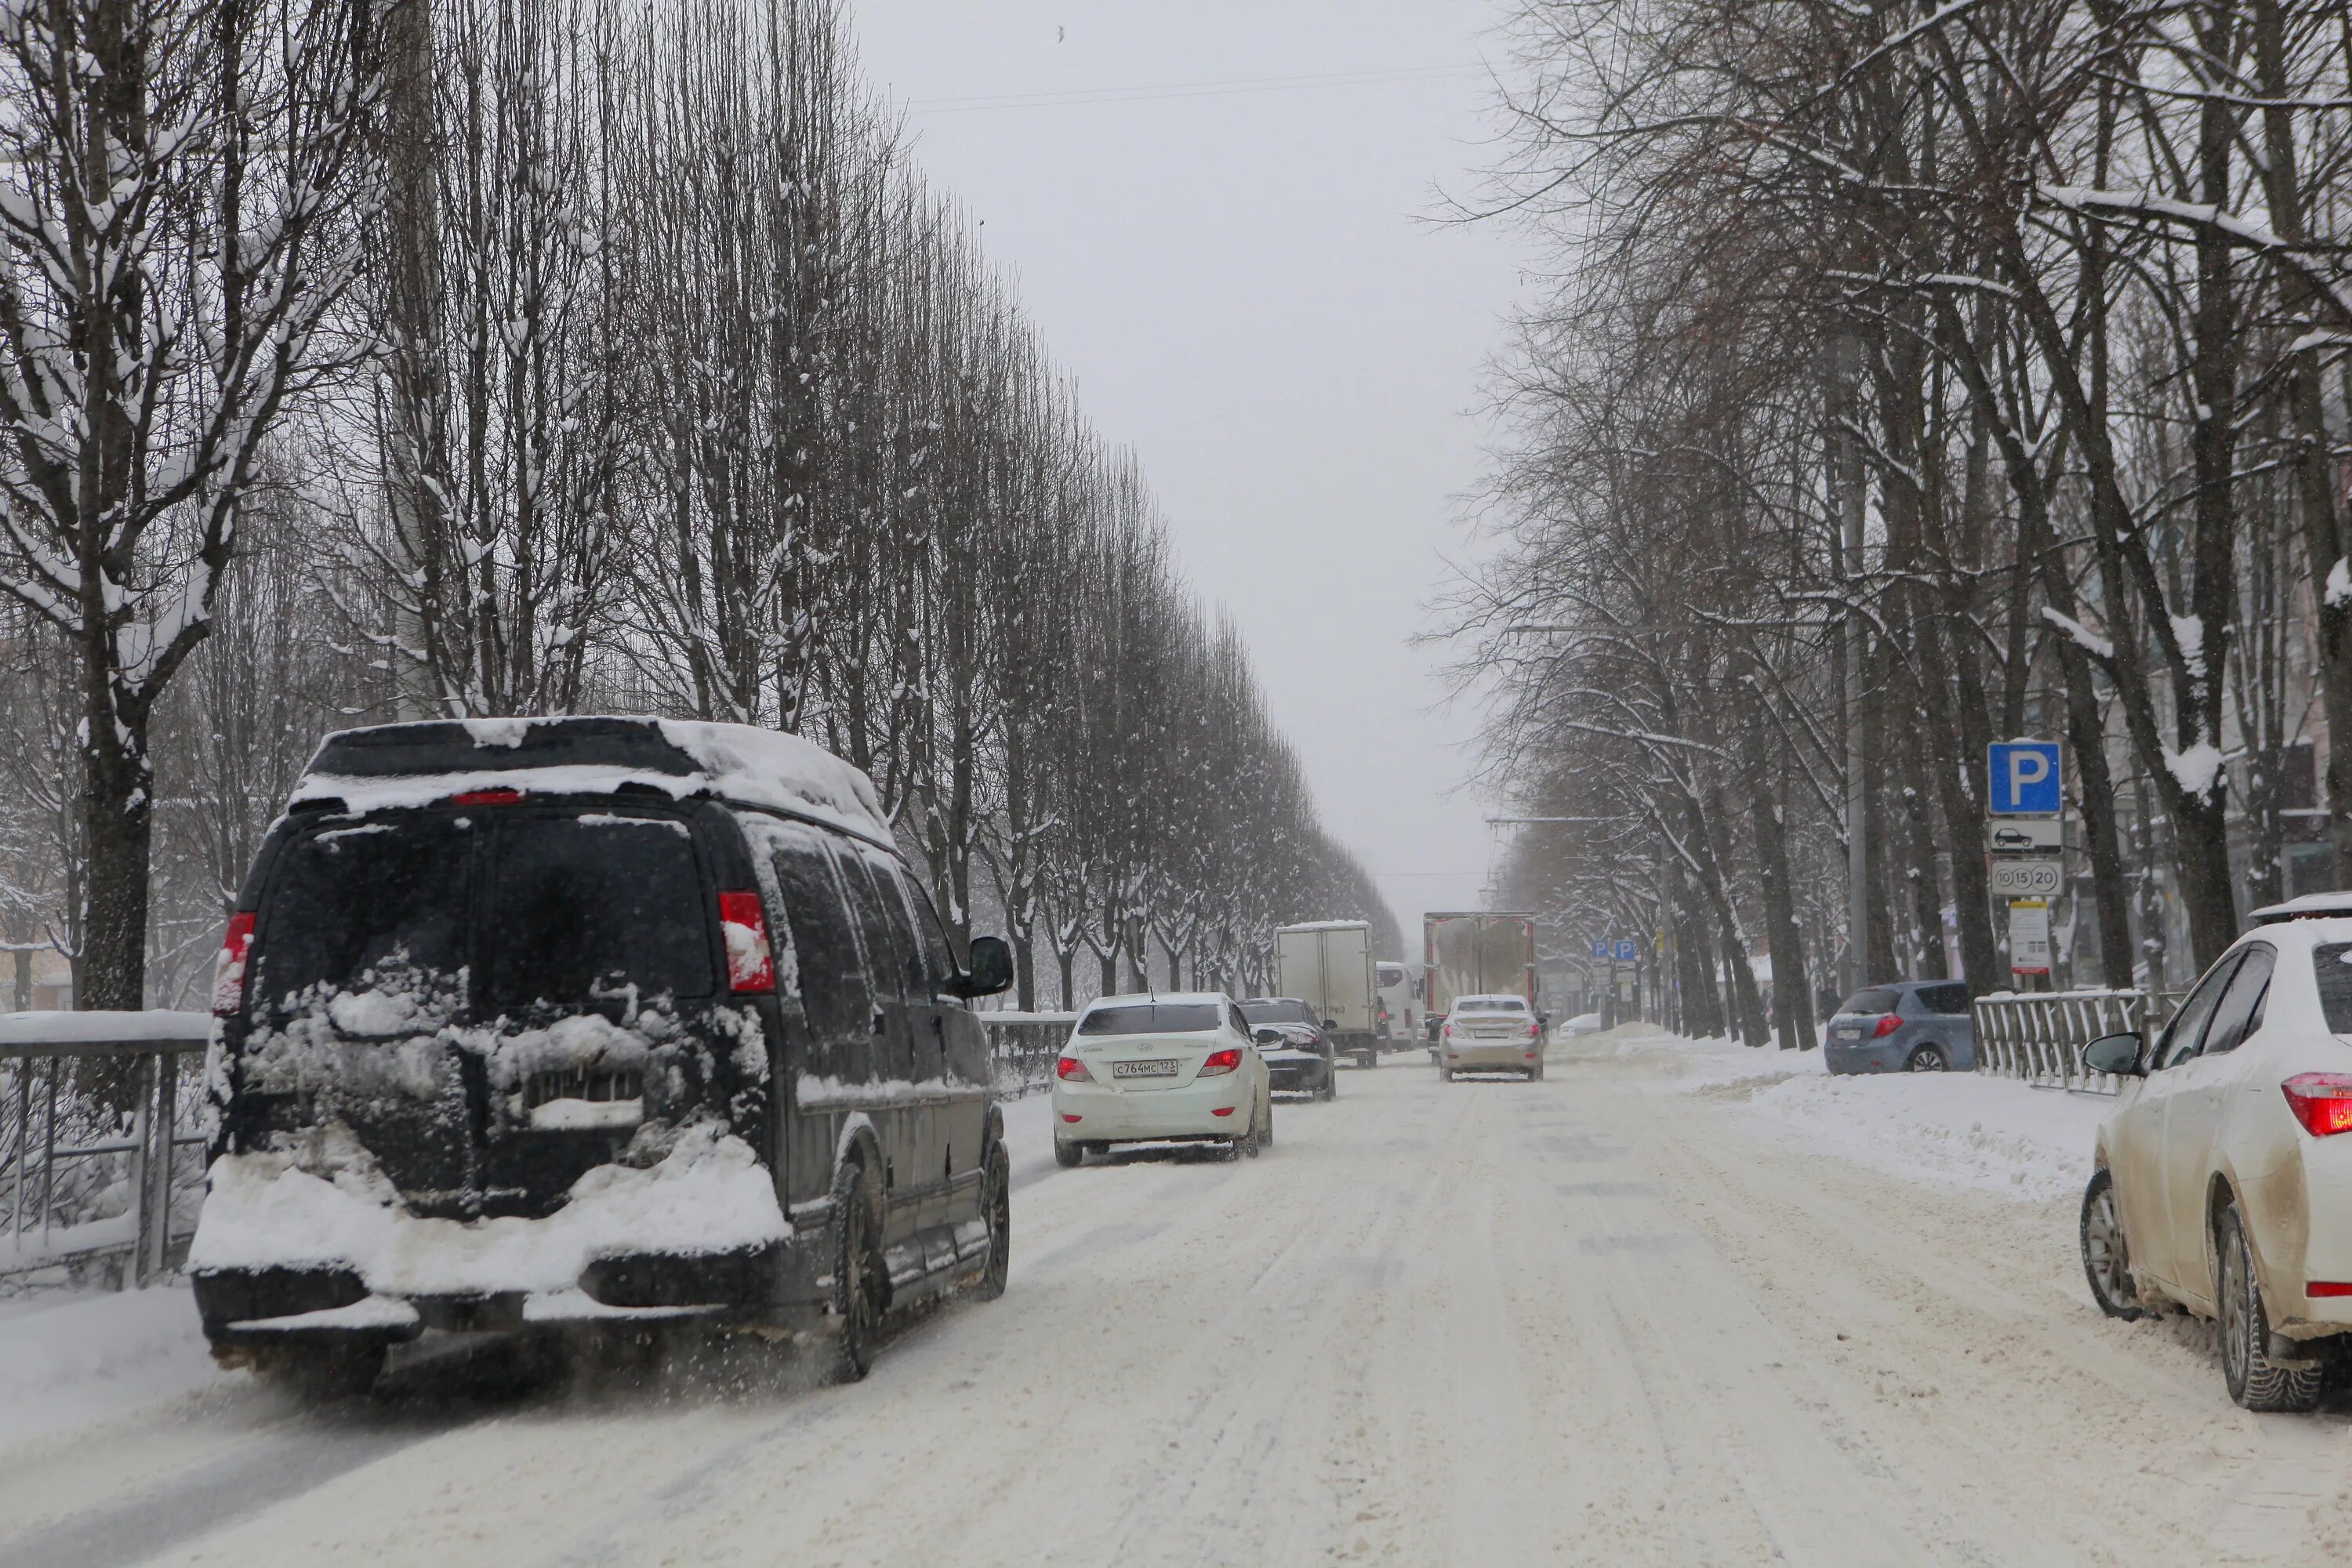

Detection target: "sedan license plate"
[1112, 1058, 1180, 1080]
[1834, 1025, 1862, 1040]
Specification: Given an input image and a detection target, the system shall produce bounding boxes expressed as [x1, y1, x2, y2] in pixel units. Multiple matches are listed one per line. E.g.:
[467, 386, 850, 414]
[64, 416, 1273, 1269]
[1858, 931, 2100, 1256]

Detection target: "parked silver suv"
[1824, 980, 1974, 1073]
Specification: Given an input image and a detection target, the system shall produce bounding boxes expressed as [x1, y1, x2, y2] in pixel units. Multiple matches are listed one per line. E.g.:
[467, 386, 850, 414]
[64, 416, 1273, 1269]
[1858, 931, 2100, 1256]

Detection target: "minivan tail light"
[2281, 1073, 2352, 1138]
[1200, 1047, 1243, 1077]
[211, 911, 256, 1017]
[717, 892, 775, 993]
[1872, 1014, 1902, 1038]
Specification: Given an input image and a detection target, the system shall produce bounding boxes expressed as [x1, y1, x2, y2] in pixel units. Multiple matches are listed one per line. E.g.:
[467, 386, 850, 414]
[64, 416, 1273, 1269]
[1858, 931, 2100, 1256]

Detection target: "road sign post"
[1987, 740, 2064, 989]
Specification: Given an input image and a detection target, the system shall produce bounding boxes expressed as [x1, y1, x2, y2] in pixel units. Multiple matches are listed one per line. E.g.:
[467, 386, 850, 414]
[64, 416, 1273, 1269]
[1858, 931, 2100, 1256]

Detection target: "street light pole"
[1835, 332, 1870, 997]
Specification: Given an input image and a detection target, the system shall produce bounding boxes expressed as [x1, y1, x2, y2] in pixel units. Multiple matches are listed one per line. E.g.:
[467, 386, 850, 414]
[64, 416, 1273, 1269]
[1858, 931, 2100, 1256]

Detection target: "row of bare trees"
[1457, 0, 2352, 1039]
[0, 0, 1391, 1014]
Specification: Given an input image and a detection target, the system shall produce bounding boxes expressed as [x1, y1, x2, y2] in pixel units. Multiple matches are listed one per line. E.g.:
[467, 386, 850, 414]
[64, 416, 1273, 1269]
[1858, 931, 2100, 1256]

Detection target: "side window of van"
[760, 823, 873, 1082]
[884, 862, 957, 995]
[838, 855, 916, 1080]
[852, 850, 928, 1000]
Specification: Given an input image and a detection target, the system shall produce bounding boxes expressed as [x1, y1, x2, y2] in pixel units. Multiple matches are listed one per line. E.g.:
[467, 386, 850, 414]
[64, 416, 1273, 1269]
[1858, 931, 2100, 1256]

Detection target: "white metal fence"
[1970, 989, 2172, 1091]
[1, 1011, 212, 1288]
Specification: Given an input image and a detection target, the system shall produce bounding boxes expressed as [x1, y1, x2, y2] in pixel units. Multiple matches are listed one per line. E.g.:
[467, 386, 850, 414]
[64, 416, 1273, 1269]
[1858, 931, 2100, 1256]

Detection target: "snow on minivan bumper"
[1051, 1077, 1247, 1143]
[190, 1124, 793, 1339]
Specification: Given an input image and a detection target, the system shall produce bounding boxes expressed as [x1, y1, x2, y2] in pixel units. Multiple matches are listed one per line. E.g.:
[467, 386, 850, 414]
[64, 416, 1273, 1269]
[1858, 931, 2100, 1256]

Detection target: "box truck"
[1274, 920, 1381, 1068]
[1422, 912, 1539, 1044]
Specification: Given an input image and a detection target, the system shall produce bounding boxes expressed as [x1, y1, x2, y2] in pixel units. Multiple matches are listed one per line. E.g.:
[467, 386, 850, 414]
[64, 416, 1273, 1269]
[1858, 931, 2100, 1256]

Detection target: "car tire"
[2078, 1168, 2143, 1322]
[975, 1142, 1011, 1302]
[1530, 1063, 1544, 1082]
[1260, 1094, 1273, 1148]
[1439, 1063, 1453, 1083]
[1052, 1138, 1083, 1169]
[2218, 1202, 2325, 1412]
[823, 1160, 884, 1384]
[1321, 1062, 1338, 1101]
[1906, 1044, 1947, 1073]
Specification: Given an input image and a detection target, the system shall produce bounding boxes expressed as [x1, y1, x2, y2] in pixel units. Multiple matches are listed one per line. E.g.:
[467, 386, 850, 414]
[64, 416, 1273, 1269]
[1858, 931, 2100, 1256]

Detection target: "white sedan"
[1052, 992, 1273, 1166]
[2080, 897, 2352, 1410]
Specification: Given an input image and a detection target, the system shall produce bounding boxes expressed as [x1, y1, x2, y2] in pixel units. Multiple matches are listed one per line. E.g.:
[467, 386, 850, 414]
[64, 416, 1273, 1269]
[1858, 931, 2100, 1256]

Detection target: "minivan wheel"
[2078, 1168, 2143, 1322]
[2218, 1203, 2324, 1412]
[1906, 1044, 1947, 1073]
[824, 1162, 884, 1384]
[975, 1144, 1011, 1302]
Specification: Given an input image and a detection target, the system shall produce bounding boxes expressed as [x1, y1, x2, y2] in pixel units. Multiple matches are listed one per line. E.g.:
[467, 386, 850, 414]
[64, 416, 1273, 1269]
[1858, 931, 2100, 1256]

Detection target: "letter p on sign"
[1987, 742, 2063, 815]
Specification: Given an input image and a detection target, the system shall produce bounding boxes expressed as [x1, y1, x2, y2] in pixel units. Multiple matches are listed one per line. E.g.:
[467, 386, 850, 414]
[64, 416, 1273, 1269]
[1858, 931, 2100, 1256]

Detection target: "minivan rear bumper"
[198, 1242, 812, 1348]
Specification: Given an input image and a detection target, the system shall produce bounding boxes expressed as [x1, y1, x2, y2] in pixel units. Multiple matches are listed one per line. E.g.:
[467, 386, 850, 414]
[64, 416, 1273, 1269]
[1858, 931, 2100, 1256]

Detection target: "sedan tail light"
[1525, 1021, 1541, 1039]
[2281, 1073, 2352, 1137]
[1055, 1056, 1094, 1083]
[1199, 1047, 1243, 1077]
[1871, 1014, 1902, 1038]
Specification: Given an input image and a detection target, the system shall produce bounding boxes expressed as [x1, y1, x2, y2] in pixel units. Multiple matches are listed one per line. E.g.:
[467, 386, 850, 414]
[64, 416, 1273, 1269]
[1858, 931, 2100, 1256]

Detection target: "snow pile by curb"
[1624, 1032, 2103, 1203]
[0, 1285, 228, 1452]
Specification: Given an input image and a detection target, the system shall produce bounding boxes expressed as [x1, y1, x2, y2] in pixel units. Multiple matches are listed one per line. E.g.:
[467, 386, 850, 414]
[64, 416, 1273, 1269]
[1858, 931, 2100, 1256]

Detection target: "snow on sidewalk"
[1611, 1029, 2107, 1204]
[0, 1282, 230, 1453]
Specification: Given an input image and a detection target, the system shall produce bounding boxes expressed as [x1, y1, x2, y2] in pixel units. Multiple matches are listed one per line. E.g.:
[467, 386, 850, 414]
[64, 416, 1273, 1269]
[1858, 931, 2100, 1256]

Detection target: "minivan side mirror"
[2083, 1032, 2143, 1076]
[960, 934, 1014, 998]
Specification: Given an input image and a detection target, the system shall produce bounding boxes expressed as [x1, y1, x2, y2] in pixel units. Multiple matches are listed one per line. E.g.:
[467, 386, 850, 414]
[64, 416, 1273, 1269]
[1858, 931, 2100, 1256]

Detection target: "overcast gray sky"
[851, 0, 1526, 942]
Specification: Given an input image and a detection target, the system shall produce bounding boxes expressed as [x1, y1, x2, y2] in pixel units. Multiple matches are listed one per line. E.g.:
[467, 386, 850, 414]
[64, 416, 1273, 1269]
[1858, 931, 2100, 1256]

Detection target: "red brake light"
[2307, 1281, 2352, 1298]
[1872, 1014, 1902, 1038]
[1526, 1021, 1541, 1038]
[447, 787, 523, 806]
[717, 891, 775, 993]
[2282, 1073, 2352, 1138]
[1200, 1047, 1243, 1077]
[1055, 1055, 1093, 1082]
[211, 911, 256, 1017]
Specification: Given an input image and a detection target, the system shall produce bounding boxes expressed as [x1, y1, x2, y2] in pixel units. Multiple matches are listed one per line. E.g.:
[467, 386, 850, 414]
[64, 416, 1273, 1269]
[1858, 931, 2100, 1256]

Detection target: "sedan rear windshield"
[1840, 989, 1899, 1015]
[1455, 997, 1526, 1013]
[1240, 1000, 1315, 1025]
[2313, 944, 2352, 1033]
[1079, 1003, 1223, 1035]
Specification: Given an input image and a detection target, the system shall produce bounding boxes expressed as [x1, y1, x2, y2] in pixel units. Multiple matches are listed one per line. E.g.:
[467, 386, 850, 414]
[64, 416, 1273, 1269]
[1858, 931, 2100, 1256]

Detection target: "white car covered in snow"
[1052, 993, 1272, 1164]
[2080, 895, 2352, 1410]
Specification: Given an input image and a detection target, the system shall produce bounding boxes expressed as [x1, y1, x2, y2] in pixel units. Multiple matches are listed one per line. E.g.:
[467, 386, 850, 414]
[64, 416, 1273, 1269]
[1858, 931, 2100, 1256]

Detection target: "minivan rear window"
[1841, 989, 1899, 1015]
[1079, 1003, 1222, 1035]
[255, 820, 473, 1009]
[480, 815, 712, 1007]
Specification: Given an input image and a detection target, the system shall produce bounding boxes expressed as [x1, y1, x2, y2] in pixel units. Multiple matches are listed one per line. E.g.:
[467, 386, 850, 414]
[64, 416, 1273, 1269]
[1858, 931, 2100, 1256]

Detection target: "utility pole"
[1835, 332, 1870, 996]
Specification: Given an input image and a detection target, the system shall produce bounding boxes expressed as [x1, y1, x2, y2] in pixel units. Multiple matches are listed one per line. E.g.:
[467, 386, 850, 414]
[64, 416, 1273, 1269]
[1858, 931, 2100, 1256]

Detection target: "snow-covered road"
[7, 1032, 2352, 1566]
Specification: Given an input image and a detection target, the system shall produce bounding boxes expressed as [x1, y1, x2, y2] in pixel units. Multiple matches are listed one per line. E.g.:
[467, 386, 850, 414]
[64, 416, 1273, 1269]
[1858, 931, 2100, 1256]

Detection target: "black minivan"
[190, 717, 1014, 1392]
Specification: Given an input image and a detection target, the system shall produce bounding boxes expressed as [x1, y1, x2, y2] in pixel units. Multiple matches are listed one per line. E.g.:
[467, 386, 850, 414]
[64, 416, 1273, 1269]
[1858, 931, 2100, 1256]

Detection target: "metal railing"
[1971, 990, 2171, 1091]
[1, 1012, 211, 1288]
[979, 1012, 1076, 1097]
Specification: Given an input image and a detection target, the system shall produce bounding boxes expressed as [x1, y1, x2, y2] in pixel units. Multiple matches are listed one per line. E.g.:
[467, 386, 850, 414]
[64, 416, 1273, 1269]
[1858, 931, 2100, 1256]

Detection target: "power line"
[905, 64, 1488, 115]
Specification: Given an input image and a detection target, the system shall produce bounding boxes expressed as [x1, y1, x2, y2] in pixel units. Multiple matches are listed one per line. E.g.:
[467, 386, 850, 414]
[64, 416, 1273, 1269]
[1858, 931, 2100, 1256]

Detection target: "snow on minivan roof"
[288, 717, 890, 843]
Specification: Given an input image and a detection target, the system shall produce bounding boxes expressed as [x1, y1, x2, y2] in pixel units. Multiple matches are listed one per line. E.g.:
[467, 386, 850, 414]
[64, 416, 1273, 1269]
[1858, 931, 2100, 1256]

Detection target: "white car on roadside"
[2080, 895, 2352, 1410]
[1053, 993, 1272, 1166]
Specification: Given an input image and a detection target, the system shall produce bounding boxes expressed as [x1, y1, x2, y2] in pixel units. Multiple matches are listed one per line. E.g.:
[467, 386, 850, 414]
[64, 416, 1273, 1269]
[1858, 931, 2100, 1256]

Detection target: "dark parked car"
[1240, 997, 1338, 1100]
[189, 717, 1014, 1396]
[1824, 980, 1975, 1073]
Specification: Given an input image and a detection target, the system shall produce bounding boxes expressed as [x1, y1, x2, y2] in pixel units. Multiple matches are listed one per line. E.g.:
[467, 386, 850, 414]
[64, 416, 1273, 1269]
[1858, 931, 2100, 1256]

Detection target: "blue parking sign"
[1612, 939, 1638, 962]
[1590, 939, 1610, 959]
[1987, 742, 2062, 815]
